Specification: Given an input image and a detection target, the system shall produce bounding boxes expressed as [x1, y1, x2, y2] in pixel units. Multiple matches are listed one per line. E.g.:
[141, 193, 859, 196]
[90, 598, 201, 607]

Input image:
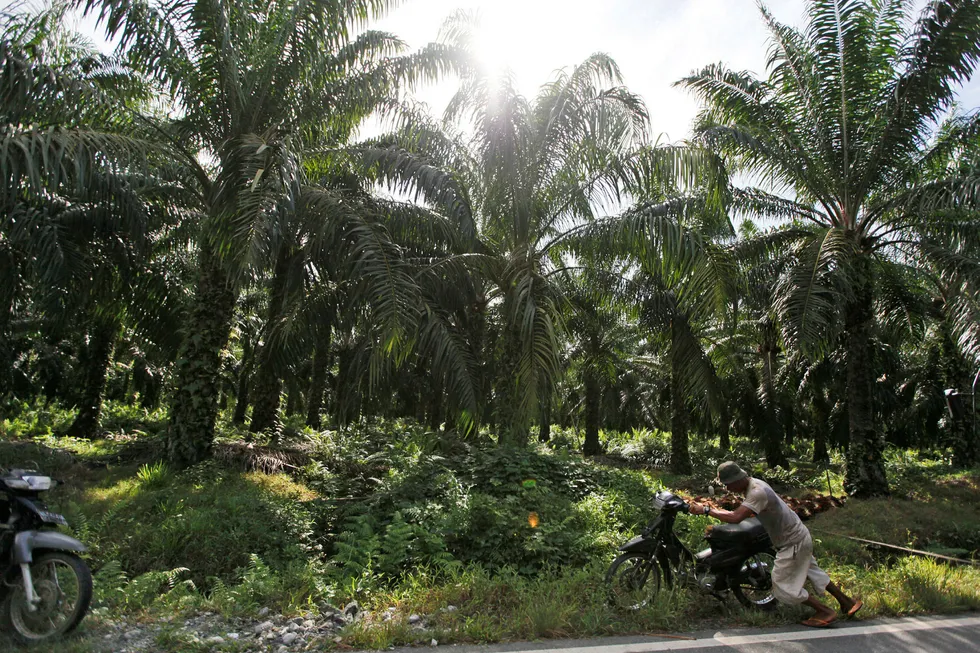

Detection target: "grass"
[812, 471, 980, 564]
[1, 402, 979, 650]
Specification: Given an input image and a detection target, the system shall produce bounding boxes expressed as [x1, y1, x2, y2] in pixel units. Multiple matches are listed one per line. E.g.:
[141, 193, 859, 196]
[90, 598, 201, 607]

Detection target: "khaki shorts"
[771, 531, 830, 604]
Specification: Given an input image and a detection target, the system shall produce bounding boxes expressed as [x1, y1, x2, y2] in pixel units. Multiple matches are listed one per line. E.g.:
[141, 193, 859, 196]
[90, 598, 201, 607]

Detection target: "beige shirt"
[740, 477, 807, 549]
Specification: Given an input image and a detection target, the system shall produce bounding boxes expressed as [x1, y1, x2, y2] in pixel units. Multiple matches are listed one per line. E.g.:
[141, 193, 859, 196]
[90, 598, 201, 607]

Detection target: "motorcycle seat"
[707, 517, 769, 544]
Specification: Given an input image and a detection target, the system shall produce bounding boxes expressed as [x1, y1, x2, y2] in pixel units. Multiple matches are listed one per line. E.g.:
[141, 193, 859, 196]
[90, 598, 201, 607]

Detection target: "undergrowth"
[1, 401, 979, 648]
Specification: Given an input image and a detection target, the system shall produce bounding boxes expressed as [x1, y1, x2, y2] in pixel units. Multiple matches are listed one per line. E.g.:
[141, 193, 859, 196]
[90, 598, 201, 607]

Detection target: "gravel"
[65, 603, 366, 653]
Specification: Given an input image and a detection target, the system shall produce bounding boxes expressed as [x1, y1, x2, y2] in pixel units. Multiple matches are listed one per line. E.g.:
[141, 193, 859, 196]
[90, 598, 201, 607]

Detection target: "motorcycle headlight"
[4, 476, 52, 490]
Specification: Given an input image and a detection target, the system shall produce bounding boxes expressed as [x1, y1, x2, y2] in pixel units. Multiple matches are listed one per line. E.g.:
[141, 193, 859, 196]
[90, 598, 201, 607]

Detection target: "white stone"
[431, 639, 439, 646]
[409, 614, 421, 624]
[226, 632, 240, 640]
[282, 632, 300, 645]
[333, 636, 343, 643]
[255, 620, 274, 634]
[258, 607, 271, 617]
[206, 636, 225, 644]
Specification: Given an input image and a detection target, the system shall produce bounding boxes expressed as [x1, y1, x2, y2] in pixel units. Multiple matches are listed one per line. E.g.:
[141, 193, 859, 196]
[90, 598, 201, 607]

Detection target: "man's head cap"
[718, 461, 748, 485]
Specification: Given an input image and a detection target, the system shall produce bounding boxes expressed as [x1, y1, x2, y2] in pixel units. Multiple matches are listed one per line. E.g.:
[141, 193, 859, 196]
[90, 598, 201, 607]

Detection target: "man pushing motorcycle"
[687, 462, 863, 628]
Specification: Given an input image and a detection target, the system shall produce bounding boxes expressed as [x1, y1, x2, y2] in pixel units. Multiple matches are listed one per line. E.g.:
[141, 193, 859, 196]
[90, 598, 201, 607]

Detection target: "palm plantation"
[1, 1, 980, 644]
[1, 0, 976, 484]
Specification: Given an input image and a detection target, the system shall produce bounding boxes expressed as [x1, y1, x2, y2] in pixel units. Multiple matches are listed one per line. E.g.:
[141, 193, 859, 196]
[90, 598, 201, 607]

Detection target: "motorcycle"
[606, 490, 776, 610]
[0, 468, 92, 644]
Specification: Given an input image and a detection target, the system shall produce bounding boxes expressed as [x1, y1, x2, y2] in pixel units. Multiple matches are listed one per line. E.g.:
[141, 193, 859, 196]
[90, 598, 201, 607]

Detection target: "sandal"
[801, 617, 837, 628]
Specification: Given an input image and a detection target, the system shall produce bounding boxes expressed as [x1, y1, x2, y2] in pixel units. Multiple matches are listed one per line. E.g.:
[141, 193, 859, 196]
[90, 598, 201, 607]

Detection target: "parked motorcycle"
[0, 468, 92, 644]
[606, 490, 776, 610]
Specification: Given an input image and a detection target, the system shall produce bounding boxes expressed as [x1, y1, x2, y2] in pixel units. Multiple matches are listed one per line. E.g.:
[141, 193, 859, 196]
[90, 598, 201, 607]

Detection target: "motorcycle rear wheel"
[605, 552, 661, 610]
[731, 552, 777, 611]
[1, 551, 93, 644]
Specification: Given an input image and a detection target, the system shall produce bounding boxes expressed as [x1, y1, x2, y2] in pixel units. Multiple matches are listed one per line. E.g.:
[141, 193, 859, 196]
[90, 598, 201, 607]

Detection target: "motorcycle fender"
[12, 531, 87, 565]
[618, 535, 657, 553]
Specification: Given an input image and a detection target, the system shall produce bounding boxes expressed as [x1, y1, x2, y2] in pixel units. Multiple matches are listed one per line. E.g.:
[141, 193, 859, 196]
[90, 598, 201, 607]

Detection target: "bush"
[319, 434, 665, 580]
[605, 428, 672, 466]
[74, 461, 322, 586]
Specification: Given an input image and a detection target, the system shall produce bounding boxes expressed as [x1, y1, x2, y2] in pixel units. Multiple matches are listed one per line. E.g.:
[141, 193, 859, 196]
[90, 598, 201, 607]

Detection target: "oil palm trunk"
[843, 266, 888, 496]
[496, 325, 530, 447]
[583, 368, 601, 456]
[811, 395, 831, 466]
[305, 322, 332, 429]
[66, 319, 118, 439]
[717, 404, 731, 453]
[166, 248, 237, 466]
[232, 334, 254, 425]
[250, 249, 291, 434]
[0, 283, 13, 398]
[538, 394, 552, 443]
[760, 344, 788, 469]
[670, 317, 693, 475]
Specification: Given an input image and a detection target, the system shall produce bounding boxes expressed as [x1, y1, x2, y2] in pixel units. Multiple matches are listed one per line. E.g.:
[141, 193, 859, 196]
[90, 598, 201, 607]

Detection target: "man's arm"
[687, 502, 756, 523]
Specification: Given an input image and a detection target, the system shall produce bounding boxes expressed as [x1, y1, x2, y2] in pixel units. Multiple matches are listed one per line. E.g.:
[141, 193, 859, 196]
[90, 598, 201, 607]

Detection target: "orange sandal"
[801, 617, 837, 628]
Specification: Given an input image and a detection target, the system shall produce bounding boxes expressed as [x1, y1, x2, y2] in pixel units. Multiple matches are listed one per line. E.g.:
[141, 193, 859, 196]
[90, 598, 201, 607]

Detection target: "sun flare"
[466, 0, 560, 80]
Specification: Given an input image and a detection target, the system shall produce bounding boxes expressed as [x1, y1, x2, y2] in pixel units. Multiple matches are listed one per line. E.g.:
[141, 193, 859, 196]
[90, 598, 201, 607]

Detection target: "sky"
[369, 0, 980, 143]
[58, 0, 980, 144]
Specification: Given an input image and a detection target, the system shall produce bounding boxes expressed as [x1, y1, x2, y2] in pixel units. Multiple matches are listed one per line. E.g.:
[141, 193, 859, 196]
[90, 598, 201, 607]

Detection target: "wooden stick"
[811, 529, 980, 567]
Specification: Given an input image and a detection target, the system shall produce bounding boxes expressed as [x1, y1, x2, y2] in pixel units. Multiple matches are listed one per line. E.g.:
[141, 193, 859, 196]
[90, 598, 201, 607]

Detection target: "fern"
[92, 560, 128, 609]
[331, 513, 379, 587]
[378, 511, 414, 577]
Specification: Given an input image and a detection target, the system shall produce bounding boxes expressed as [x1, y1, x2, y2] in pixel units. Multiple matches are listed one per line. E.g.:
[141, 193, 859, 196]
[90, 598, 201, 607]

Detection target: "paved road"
[402, 615, 980, 653]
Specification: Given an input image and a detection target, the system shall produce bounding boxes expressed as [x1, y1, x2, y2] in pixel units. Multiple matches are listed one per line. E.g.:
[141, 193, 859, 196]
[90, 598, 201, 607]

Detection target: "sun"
[466, 0, 555, 81]
[469, 7, 519, 76]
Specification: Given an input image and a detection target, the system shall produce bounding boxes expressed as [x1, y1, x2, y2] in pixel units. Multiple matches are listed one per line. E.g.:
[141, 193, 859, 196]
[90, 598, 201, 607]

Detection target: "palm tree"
[679, 0, 980, 496]
[637, 254, 730, 475]
[368, 55, 657, 444]
[558, 266, 640, 455]
[246, 179, 478, 435]
[0, 3, 186, 432]
[82, 0, 465, 464]
[574, 183, 735, 474]
[731, 229, 798, 468]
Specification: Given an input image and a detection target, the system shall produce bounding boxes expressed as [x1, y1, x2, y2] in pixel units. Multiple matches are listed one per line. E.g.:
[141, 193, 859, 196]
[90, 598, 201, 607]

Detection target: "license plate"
[38, 510, 68, 526]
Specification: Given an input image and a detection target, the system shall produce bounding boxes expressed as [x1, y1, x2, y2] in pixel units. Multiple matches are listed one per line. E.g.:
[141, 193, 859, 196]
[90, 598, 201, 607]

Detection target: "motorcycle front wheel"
[605, 552, 661, 610]
[1, 551, 93, 644]
[731, 552, 777, 611]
